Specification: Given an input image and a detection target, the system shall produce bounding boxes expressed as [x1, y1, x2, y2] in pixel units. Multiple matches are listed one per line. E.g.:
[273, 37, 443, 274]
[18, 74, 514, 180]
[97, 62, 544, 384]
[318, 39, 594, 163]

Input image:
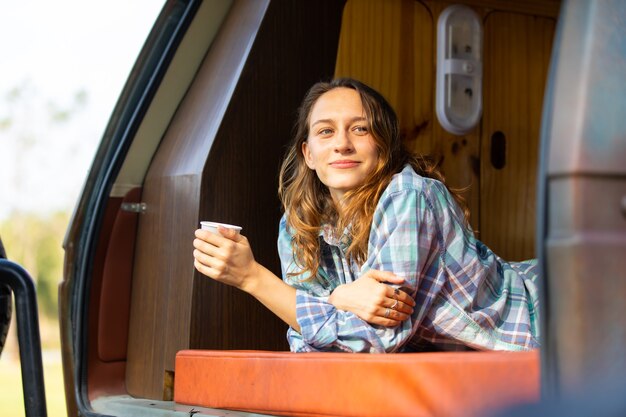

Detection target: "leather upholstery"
[174, 349, 539, 417]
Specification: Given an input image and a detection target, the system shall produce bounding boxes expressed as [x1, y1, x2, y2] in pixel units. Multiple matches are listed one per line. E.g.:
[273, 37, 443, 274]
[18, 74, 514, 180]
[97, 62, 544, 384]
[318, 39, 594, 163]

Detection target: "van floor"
[91, 395, 272, 417]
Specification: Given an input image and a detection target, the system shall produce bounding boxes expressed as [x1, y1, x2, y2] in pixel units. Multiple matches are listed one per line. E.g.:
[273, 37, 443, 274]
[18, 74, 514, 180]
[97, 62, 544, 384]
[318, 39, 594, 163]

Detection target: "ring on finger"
[390, 299, 399, 310]
[384, 308, 391, 318]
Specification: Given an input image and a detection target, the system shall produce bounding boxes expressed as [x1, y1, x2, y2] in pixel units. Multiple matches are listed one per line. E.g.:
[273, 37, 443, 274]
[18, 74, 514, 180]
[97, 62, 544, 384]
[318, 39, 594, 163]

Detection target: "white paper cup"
[200, 221, 242, 235]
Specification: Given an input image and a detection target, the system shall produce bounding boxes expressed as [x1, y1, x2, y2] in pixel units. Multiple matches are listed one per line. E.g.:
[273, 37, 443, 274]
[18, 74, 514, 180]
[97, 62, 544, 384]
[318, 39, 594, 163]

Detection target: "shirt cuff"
[294, 289, 338, 349]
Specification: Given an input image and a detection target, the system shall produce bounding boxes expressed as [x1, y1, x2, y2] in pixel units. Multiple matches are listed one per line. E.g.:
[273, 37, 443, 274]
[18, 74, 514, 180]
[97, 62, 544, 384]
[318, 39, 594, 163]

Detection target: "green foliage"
[0, 353, 67, 417]
[0, 211, 70, 318]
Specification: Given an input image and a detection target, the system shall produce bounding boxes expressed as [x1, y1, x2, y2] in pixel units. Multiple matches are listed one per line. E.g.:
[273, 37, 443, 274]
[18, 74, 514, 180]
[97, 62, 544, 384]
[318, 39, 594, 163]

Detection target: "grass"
[0, 351, 67, 417]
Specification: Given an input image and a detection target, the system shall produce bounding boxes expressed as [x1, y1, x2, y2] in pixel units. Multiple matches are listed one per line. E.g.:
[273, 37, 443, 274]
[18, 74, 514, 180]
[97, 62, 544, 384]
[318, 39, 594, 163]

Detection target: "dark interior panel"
[191, 0, 345, 351]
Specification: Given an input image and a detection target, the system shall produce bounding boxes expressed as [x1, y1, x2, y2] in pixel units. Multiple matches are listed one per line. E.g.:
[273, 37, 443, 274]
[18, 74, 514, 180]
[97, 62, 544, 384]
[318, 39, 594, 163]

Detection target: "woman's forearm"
[193, 228, 300, 332]
[242, 262, 300, 332]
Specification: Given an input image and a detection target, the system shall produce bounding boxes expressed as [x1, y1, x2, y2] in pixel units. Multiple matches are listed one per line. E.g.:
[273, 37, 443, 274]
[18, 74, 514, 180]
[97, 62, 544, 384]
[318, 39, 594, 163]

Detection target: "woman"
[193, 78, 540, 353]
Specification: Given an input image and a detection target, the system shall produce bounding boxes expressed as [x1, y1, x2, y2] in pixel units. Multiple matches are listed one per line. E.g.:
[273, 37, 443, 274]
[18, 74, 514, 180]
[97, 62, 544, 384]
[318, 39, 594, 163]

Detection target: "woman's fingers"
[366, 269, 405, 284]
[387, 286, 416, 308]
[193, 228, 257, 291]
[193, 250, 220, 272]
[194, 252, 230, 281]
[195, 229, 240, 251]
[194, 258, 218, 279]
[364, 270, 417, 312]
[193, 230, 226, 257]
[194, 231, 240, 261]
[193, 248, 215, 267]
[367, 307, 410, 327]
[193, 238, 219, 258]
[387, 298, 414, 315]
[217, 225, 242, 241]
[195, 228, 223, 244]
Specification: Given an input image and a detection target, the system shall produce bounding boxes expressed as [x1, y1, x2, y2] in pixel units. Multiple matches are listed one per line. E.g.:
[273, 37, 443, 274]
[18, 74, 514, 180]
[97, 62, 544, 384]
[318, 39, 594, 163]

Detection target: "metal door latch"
[121, 202, 147, 213]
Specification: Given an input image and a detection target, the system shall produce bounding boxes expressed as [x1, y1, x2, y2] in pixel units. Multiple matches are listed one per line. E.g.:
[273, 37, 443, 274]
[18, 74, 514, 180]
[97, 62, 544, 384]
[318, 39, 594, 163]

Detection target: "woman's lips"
[329, 160, 360, 168]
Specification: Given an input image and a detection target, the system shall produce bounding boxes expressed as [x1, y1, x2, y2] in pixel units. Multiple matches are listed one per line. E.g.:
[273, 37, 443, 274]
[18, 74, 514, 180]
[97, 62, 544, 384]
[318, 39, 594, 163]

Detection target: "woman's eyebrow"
[311, 116, 367, 128]
[310, 118, 333, 128]
[349, 116, 367, 124]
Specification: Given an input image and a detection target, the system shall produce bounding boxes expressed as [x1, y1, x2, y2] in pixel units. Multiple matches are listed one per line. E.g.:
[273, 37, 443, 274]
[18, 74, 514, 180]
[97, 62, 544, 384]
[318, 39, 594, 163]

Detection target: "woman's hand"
[328, 270, 416, 327]
[193, 227, 259, 293]
[194, 226, 301, 331]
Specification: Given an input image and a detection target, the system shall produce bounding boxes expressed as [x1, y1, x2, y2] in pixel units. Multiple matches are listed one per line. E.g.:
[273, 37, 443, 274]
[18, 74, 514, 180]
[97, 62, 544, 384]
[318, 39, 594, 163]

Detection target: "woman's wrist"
[328, 284, 347, 310]
[239, 261, 263, 295]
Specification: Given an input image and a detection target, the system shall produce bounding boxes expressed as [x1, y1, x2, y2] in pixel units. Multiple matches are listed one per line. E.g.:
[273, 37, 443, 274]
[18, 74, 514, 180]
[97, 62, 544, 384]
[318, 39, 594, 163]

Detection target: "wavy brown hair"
[278, 78, 468, 279]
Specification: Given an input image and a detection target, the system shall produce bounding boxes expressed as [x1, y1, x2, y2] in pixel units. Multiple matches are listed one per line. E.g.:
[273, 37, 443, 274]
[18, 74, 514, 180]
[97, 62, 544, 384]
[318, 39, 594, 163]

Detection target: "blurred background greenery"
[0, 2, 164, 415]
[1, 207, 70, 318]
[0, 211, 68, 416]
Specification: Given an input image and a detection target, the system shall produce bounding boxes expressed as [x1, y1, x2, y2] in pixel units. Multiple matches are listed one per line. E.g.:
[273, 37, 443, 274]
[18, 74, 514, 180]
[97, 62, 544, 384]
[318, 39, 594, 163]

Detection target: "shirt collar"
[320, 223, 351, 250]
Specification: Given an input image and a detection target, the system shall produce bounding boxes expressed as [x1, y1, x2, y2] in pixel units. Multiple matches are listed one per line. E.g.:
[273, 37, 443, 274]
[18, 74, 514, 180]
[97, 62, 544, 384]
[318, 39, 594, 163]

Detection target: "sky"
[0, 0, 165, 221]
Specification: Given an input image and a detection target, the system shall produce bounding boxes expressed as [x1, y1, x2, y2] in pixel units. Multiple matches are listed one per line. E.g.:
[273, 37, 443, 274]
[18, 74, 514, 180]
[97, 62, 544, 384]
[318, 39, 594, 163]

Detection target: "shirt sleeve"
[358, 186, 443, 351]
[277, 186, 442, 353]
[278, 215, 383, 352]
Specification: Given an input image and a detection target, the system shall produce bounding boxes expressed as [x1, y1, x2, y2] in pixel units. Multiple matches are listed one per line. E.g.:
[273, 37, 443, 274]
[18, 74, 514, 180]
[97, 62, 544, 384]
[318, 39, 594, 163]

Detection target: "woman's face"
[302, 87, 379, 204]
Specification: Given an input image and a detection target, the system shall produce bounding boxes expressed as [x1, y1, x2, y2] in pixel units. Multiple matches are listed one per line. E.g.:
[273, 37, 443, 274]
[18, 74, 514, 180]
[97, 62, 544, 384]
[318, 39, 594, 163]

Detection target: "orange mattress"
[174, 350, 539, 417]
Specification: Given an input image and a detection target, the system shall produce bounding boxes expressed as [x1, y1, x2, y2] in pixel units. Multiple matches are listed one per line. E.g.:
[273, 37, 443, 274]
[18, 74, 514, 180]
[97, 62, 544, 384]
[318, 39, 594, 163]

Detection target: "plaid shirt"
[278, 165, 540, 353]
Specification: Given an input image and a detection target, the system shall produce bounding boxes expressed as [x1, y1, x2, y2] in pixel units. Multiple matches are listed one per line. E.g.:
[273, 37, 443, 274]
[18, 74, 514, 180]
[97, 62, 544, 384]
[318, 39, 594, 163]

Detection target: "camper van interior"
[2, 0, 624, 416]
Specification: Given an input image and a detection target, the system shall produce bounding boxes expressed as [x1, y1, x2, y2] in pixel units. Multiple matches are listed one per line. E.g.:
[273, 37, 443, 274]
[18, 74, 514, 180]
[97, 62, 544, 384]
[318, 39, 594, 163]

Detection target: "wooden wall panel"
[126, 0, 272, 399]
[481, 12, 555, 261]
[126, 0, 345, 400]
[335, 0, 558, 249]
[335, 0, 481, 229]
[335, 0, 434, 156]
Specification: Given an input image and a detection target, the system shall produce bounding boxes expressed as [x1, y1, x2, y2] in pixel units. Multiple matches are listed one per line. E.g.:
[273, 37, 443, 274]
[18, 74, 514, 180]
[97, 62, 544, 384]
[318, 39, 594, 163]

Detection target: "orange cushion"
[174, 350, 539, 417]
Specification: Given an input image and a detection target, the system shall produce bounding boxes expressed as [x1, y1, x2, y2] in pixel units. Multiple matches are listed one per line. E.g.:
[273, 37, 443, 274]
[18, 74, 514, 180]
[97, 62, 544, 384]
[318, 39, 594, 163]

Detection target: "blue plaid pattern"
[278, 165, 540, 353]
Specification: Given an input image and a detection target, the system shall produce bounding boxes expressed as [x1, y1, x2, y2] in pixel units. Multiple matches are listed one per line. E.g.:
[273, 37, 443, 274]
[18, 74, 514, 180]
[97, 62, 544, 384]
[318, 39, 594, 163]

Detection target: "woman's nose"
[334, 129, 354, 153]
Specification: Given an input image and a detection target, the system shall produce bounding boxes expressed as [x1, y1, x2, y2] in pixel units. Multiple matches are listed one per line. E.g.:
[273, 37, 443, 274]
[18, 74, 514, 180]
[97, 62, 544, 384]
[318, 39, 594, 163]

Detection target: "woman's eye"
[353, 125, 368, 134]
[318, 128, 333, 136]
